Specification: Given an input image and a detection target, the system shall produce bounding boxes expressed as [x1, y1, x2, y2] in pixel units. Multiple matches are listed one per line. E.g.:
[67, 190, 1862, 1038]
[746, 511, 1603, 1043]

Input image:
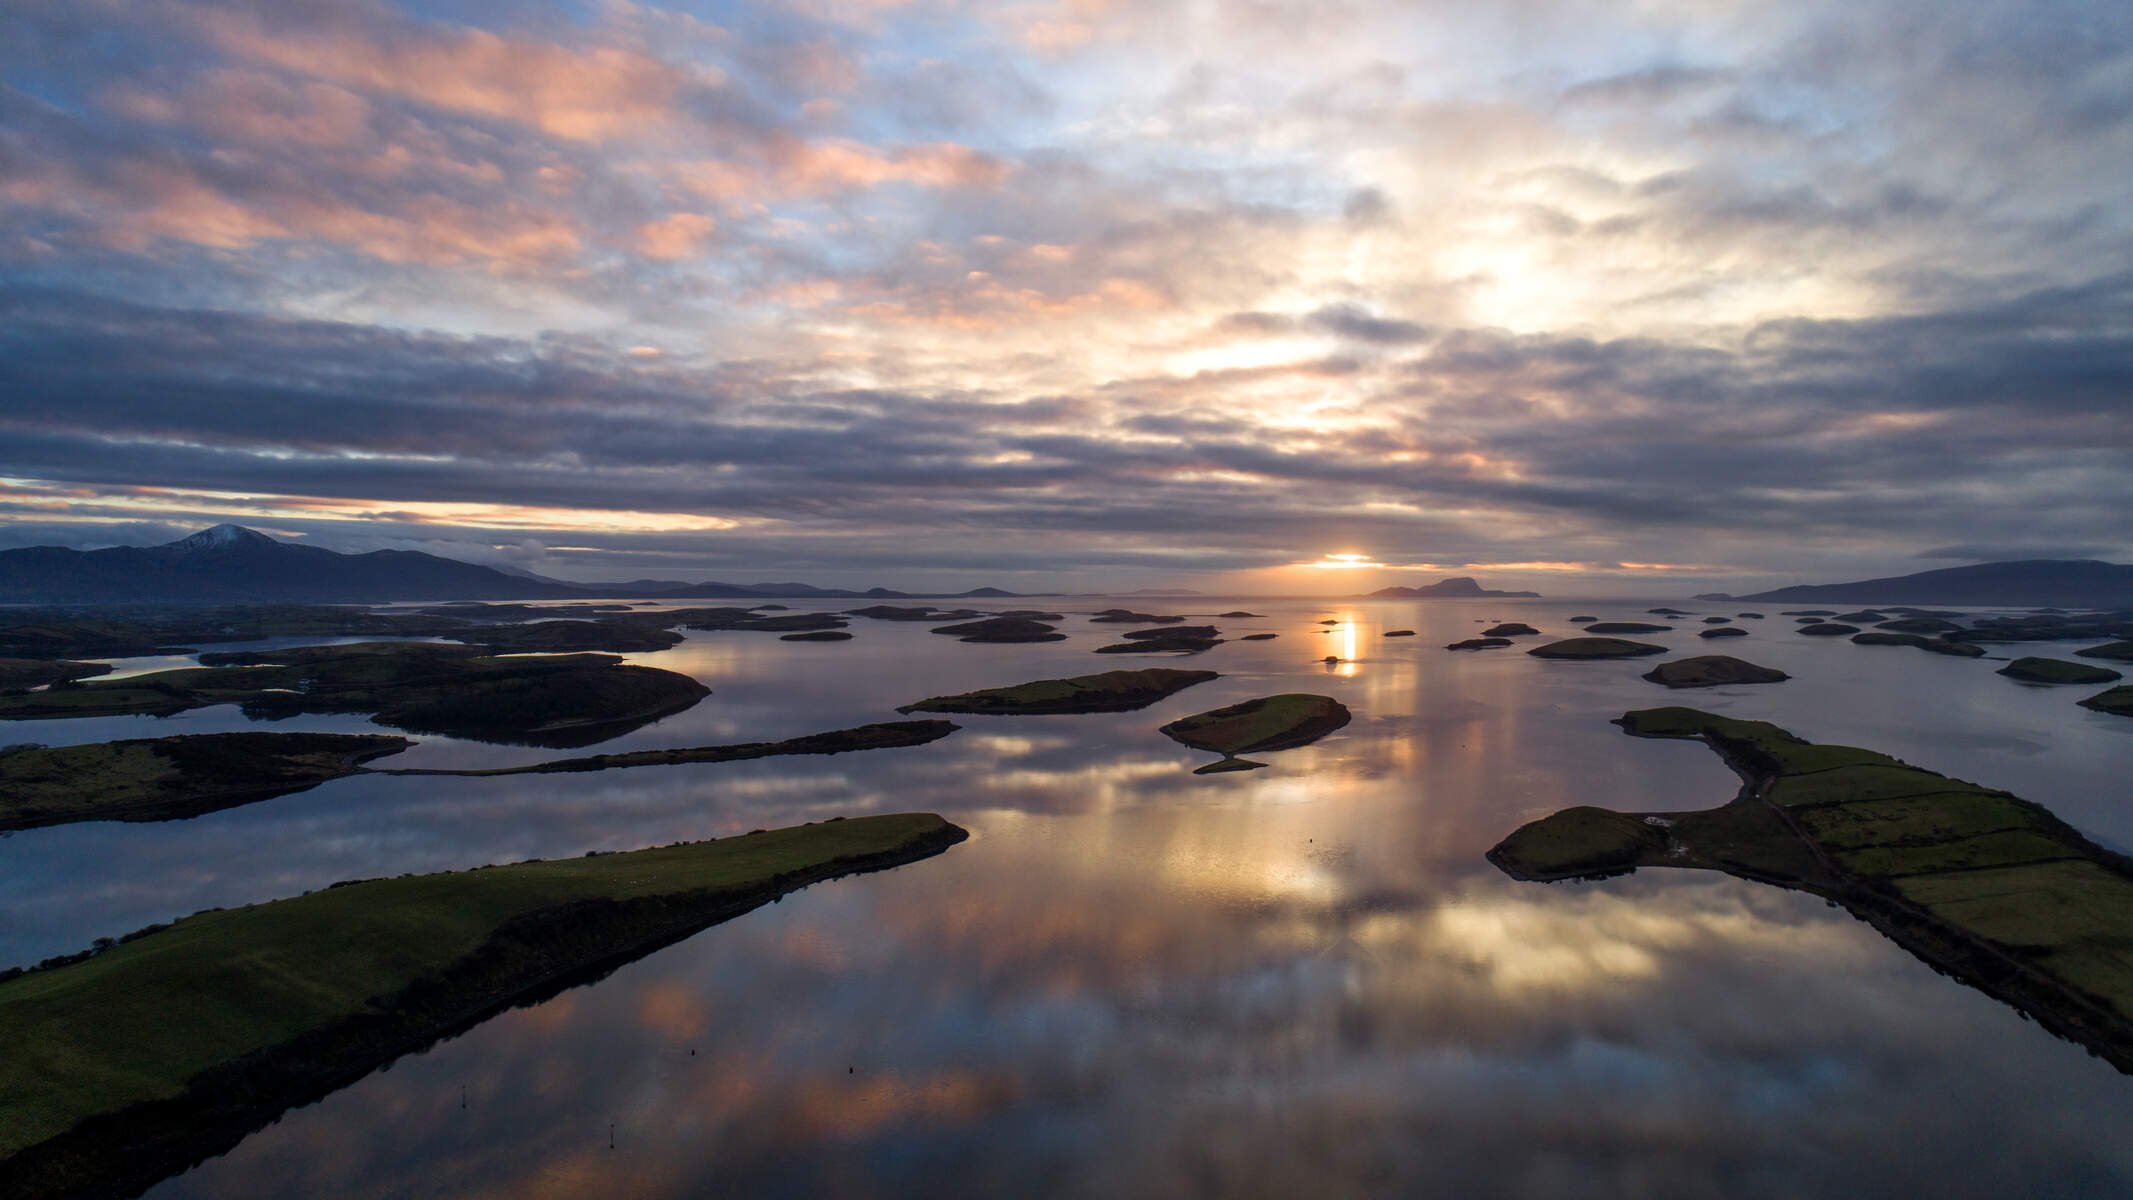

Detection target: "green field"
[0, 813, 967, 1195]
[0, 733, 411, 830]
[1490, 707, 2133, 1067]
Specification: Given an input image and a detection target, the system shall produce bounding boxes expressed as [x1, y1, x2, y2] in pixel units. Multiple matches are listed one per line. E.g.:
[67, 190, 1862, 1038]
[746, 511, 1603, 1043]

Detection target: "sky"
[1, 0, 2129, 595]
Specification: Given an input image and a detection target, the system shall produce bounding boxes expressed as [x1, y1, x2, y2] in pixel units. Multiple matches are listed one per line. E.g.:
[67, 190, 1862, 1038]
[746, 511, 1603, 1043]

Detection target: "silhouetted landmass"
[1446, 637, 1513, 651]
[1797, 623, 1861, 636]
[1641, 656, 1789, 688]
[1364, 577, 1541, 599]
[1088, 610, 1183, 624]
[1160, 694, 1350, 769]
[1850, 632, 1986, 657]
[0, 525, 1031, 605]
[930, 617, 1065, 643]
[2079, 642, 2133, 662]
[1997, 658, 2124, 685]
[1528, 638, 1667, 659]
[1740, 560, 2133, 607]
[0, 733, 412, 830]
[0, 643, 708, 748]
[0, 660, 112, 690]
[1488, 708, 2133, 1075]
[0, 815, 968, 1200]
[1483, 623, 1539, 637]
[897, 668, 1218, 715]
[376, 720, 958, 776]
[1583, 622, 1672, 634]
[1699, 627, 1750, 639]
[2080, 687, 2133, 717]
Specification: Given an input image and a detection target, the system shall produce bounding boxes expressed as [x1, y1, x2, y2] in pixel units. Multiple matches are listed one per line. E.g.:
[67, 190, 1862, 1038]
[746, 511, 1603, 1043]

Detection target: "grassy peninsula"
[0, 814, 968, 1200]
[0, 733, 411, 831]
[1489, 708, 2133, 1073]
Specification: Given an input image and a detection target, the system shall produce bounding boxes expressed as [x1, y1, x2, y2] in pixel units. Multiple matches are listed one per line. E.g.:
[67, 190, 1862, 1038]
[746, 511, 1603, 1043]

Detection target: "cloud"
[0, 0, 2128, 585]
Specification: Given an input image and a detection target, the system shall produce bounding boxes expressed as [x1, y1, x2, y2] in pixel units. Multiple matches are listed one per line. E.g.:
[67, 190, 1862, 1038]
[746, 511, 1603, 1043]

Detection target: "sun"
[1301, 553, 1381, 570]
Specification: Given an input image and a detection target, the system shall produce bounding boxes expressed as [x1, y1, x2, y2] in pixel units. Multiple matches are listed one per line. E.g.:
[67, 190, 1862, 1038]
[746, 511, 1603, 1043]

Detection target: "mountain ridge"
[1733, 559, 2133, 607]
[0, 527, 1026, 604]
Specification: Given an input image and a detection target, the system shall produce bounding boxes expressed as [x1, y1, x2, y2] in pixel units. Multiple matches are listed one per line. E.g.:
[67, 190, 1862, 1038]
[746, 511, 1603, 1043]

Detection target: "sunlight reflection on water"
[3, 597, 2128, 1198]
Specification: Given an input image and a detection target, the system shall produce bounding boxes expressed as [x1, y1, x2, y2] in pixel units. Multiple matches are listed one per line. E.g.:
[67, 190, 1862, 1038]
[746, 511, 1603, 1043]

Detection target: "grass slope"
[0, 814, 967, 1199]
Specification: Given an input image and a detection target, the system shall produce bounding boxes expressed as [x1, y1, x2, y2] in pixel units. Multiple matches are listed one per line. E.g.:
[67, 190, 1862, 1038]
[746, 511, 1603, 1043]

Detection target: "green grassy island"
[2077, 641, 2133, 662]
[1160, 693, 1350, 773]
[898, 668, 1217, 714]
[1488, 708, 2133, 1074]
[1527, 637, 1668, 659]
[0, 643, 709, 748]
[0, 814, 968, 1200]
[1640, 655, 1789, 688]
[1997, 657, 2125, 685]
[0, 733, 412, 831]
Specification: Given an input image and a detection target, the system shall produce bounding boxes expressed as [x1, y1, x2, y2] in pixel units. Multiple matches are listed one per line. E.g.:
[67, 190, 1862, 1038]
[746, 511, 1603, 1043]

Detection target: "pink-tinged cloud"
[193, 8, 695, 141]
[635, 211, 717, 260]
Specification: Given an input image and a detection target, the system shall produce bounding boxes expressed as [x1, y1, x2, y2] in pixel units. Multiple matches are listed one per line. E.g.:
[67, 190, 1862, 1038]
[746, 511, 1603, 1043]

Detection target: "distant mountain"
[0, 525, 588, 604]
[1365, 576, 1542, 599]
[1739, 560, 2133, 607]
[0, 526, 1030, 604]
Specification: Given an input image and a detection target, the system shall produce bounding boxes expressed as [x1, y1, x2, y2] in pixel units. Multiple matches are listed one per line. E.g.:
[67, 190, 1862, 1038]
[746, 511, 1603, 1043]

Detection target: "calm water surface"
[5, 598, 2131, 1198]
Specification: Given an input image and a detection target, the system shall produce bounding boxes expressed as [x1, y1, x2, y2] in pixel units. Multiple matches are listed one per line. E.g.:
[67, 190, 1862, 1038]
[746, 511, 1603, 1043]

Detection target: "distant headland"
[1362, 576, 1542, 599]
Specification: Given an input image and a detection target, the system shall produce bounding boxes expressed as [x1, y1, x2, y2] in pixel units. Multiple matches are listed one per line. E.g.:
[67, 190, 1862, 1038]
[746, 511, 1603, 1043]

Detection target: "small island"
[1850, 632, 1986, 657]
[1699, 627, 1750, 639]
[929, 616, 1067, 643]
[897, 668, 1218, 715]
[1527, 638, 1668, 660]
[0, 814, 969, 1200]
[1482, 623, 1539, 637]
[2077, 641, 2133, 662]
[1488, 708, 2133, 1074]
[1445, 637, 1512, 651]
[1640, 655, 1789, 689]
[1583, 622, 1672, 634]
[1996, 658, 2124, 685]
[1796, 622, 1860, 636]
[2079, 686, 2133, 717]
[1160, 693, 1351, 774]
